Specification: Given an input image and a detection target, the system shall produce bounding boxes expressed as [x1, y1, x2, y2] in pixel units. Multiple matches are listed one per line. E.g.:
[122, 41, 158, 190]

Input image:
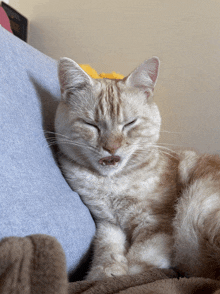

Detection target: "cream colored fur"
[55, 57, 220, 280]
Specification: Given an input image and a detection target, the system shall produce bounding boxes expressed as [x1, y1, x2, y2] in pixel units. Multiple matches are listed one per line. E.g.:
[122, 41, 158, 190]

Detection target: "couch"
[0, 25, 95, 280]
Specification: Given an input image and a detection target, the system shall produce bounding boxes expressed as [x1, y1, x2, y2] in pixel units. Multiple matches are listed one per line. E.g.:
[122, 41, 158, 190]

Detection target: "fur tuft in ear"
[125, 57, 160, 99]
[58, 57, 94, 99]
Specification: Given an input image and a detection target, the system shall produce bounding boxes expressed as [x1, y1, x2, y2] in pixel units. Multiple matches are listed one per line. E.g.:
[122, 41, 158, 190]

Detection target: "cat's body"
[55, 57, 220, 280]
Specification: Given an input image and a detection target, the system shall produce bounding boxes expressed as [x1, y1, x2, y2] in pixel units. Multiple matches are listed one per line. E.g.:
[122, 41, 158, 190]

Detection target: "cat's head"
[55, 57, 161, 176]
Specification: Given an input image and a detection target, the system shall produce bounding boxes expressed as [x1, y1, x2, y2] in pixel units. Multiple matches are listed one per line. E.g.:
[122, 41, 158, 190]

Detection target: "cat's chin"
[95, 160, 123, 177]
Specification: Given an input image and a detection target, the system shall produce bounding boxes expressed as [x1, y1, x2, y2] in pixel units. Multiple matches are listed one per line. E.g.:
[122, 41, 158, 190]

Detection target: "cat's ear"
[125, 57, 160, 99]
[58, 57, 94, 99]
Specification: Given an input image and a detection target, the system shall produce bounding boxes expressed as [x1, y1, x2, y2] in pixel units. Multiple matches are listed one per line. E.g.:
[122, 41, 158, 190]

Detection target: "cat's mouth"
[99, 156, 121, 167]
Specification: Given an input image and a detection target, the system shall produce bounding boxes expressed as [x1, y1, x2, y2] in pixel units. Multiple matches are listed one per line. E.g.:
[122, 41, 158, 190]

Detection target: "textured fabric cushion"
[0, 27, 95, 274]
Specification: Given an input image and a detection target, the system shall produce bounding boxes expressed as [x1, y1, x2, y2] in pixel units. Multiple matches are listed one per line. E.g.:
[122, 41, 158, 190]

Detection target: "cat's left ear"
[58, 57, 95, 98]
[125, 57, 160, 99]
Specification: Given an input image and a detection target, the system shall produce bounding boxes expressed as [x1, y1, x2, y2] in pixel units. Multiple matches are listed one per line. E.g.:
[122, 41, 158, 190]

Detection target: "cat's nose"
[103, 141, 121, 154]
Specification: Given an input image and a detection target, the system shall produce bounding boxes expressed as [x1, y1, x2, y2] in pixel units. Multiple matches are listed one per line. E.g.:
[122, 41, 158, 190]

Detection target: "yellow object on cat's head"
[79, 64, 124, 80]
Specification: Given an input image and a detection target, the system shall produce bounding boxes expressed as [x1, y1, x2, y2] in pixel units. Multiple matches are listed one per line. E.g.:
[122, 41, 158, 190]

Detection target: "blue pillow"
[0, 27, 95, 274]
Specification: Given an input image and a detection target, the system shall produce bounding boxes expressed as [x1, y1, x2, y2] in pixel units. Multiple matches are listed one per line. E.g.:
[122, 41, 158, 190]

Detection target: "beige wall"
[10, 0, 220, 155]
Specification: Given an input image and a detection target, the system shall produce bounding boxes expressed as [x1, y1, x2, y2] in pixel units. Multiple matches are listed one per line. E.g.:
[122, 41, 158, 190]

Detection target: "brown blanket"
[1, 235, 220, 294]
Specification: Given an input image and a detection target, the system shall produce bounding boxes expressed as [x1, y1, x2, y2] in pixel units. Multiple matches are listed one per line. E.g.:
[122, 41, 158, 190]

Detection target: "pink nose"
[103, 142, 121, 154]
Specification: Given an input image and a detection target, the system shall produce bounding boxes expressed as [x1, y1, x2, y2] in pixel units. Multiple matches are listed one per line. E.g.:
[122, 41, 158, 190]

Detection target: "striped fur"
[55, 57, 220, 280]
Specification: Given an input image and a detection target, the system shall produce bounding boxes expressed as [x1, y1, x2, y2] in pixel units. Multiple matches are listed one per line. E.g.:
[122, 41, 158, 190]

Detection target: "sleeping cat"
[55, 56, 220, 281]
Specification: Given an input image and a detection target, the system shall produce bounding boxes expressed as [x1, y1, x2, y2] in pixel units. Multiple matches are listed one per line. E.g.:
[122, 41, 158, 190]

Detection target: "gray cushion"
[0, 27, 95, 274]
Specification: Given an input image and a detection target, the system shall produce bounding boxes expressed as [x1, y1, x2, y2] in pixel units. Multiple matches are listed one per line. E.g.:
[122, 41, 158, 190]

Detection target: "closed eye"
[124, 119, 137, 129]
[84, 121, 100, 132]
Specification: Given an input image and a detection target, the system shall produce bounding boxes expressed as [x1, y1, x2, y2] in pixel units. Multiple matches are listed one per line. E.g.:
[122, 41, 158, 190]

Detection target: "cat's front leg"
[86, 221, 128, 281]
[126, 230, 172, 275]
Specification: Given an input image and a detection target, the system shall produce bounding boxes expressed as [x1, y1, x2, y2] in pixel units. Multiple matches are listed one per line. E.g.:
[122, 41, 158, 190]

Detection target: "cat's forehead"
[94, 78, 145, 103]
[92, 78, 149, 123]
[95, 78, 122, 92]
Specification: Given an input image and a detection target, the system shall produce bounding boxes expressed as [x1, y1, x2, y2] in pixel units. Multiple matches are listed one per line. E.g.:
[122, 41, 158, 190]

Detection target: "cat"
[55, 56, 220, 281]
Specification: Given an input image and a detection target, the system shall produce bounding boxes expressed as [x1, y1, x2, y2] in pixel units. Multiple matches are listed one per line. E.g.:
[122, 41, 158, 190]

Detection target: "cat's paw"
[111, 252, 128, 265]
[86, 264, 128, 281]
[86, 255, 128, 281]
[85, 266, 108, 281]
[105, 261, 128, 277]
[128, 262, 155, 275]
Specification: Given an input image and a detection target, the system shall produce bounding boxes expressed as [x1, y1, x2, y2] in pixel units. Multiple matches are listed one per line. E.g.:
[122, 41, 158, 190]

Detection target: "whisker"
[44, 130, 72, 140]
[156, 142, 182, 147]
[147, 144, 179, 159]
[50, 139, 101, 154]
[157, 149, 179, 160]
[160, 129, 184, 134]
[45, 131, 99, 152]
[153, 145, 178, 154]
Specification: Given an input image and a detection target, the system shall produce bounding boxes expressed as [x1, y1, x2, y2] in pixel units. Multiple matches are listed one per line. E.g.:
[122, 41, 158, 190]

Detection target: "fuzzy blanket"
[1, 235, 220, 294]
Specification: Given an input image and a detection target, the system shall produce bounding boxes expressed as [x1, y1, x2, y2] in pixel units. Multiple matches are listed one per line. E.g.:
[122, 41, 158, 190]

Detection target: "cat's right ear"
[125, 57, 160, 100]
[58, 57, 94, 99]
